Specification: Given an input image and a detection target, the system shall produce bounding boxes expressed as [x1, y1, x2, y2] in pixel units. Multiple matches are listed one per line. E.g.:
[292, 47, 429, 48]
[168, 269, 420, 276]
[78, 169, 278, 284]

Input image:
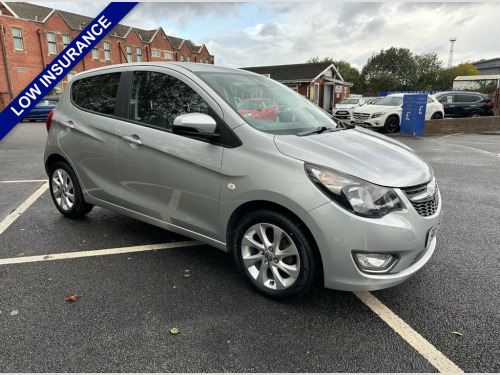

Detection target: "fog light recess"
[353, 252, 398, 274]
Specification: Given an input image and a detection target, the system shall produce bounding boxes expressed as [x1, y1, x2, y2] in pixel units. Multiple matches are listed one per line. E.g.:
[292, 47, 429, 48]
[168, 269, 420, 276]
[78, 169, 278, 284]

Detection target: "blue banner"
[0, 2, 138, 141]
[400, 94, 428, 136]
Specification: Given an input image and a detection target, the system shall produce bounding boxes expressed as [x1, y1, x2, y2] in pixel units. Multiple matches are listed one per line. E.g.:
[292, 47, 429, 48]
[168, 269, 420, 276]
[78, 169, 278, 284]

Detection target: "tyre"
[471, 112, 482, 118]
[431, 112, 443, 119]
[49, 161, 93, 219]
[383, 115, 399, 133]
[233, 210, 317, 300]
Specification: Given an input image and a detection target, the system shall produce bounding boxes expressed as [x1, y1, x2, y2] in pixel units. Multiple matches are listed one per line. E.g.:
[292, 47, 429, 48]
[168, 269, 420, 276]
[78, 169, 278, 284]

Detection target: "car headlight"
[305, 164, 404, 218]
[371, 112, 384, 119]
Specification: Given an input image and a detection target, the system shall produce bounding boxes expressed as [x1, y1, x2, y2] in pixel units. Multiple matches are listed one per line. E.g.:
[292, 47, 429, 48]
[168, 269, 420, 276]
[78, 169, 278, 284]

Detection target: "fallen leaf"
[170, 328, 179, 335]
[102, 234, 109, 238]
[65, 294, 82, 302]
[78, 243, 84, 248]
[144, 264, 151, 269]
[143, 294, 152, 298]
[451, 331, 463, 336]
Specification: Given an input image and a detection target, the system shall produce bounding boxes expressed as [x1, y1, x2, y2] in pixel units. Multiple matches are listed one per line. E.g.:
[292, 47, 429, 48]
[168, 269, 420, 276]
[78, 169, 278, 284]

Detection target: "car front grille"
[401, 179, 440, 217]
[353, 112, 370, 120]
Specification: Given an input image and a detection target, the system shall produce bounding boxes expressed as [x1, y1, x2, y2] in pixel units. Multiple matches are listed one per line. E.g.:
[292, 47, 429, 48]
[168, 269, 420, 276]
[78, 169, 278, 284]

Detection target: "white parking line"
[0, 241, 203, 265]
[0, 182, 48, 235]
[355, 291, 463, 373]
[0, 179, 47, 183]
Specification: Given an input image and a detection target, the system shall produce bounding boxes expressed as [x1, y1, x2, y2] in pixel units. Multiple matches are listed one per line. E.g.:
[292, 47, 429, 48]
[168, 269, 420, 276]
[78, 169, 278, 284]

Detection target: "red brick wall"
[0, 11, 214, 110]
[424, 116, 500, 135]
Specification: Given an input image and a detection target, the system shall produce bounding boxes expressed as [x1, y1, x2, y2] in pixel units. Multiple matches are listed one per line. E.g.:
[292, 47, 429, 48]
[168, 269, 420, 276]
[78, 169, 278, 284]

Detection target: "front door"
[115, 69, 223, 239]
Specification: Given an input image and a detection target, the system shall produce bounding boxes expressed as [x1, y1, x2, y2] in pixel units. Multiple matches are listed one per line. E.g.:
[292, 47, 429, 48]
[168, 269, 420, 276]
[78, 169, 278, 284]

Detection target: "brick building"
[0, 2, 214, 110]
[242, 62, 352, 112]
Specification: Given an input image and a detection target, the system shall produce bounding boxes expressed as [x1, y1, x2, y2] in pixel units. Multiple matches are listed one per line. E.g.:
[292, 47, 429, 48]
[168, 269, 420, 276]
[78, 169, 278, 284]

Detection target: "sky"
[34, 1, 499, 70]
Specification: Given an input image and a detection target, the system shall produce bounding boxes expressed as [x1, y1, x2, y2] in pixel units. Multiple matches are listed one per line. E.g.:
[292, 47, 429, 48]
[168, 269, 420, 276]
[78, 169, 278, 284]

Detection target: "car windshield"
[237, 100, 259, 110]
[338, 99, 359, 104]
[373, 96, 404, 106]
[196, 72, 337, 135]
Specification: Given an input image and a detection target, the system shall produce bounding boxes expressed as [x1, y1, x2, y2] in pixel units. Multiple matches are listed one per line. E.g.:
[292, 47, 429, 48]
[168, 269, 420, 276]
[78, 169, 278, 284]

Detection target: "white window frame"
[136, 47, 142, 62]
[126, 45, 133, 62]
[46, 32, 57, 54]
[62, 34, 70, 49]
[92, 46, 99, 60]
[12, 27, 24, 51]
[152, 49, 160, 58]
[103, 41, 111, 61]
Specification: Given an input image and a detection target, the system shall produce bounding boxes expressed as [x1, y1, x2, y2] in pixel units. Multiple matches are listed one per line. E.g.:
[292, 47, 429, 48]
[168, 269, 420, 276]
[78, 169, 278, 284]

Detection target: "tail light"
[486, 101, 494, 107]
[46, 108, 55, 132]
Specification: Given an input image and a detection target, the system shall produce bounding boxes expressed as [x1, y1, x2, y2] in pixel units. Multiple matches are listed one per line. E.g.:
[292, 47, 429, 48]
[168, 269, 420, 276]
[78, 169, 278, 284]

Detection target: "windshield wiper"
[297, 126, 340, 137]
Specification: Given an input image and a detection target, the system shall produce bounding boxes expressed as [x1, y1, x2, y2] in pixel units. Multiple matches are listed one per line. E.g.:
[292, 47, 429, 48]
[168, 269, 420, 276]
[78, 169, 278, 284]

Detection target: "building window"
[67, 72, 75, 82]
[126, 45, 133, 62]
[12, 27, 24, 51]
[180, 55, 185, 62]
[136, 47, 142, 62]
[54, 80, 62, 93]
[187, 56, 191, 62]
[92, 46, 99, 60]
[46, 32, 57, 54]
[103, 41, 111, 61]
[152, 49, 160, 58]
[164, 51, 173, 60]
[62, 35, 70, 49]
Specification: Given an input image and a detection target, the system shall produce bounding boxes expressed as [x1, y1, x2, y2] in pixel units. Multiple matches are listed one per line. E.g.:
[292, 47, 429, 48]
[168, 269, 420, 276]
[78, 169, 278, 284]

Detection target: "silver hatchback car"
[44, 62, 442, 299]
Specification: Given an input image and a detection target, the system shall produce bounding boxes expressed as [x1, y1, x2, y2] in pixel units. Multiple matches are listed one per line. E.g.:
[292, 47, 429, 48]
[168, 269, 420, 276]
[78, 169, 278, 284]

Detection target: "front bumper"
[351, 118, 384, 128]
[299, 189, 442, 291]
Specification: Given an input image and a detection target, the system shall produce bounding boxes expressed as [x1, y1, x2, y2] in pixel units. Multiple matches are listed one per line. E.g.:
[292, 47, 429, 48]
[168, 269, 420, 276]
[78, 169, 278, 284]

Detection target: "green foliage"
[306, 51, 480, 95]
[476, 81, 498, 94]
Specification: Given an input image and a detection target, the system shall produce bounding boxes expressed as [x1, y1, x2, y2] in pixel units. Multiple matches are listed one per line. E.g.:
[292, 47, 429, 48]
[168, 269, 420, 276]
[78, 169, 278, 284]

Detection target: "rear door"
[437, 94, 456, 117]
[115, 67, 224, 239]
[57, 69, 125, 205]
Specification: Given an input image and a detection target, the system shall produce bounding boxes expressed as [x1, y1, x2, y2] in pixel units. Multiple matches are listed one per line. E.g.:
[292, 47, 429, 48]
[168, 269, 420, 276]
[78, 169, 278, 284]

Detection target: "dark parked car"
[432, 91, 494, 118]
[23, 95, 59, 122]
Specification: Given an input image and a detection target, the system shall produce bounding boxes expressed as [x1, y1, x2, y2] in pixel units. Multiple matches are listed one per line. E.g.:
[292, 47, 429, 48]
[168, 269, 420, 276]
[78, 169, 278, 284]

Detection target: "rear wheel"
[431, 112, 443, 119]
[471, 112, 482, 118]
[233, 210, 317, 300]
[383, 115, 399, 133]
[49, 161, 93, 219]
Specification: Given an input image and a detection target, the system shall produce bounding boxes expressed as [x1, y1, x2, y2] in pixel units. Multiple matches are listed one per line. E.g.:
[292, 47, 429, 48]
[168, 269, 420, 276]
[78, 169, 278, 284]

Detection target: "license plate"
[426, 221, 441, 248]
[355, 119, 364, 123]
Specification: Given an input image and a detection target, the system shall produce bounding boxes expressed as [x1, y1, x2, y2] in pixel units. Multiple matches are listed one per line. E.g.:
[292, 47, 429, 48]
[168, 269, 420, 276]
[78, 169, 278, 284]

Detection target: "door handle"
[123, 135, 142, 146]
[62, 121, 74, 130]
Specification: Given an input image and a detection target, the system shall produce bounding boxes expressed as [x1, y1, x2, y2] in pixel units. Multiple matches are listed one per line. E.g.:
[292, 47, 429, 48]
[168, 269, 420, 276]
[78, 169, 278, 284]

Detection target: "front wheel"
[431, 112, 443, 119]
[383, 115, 399, 133]
[233, 210, 317, 300]
[49, 161, 93, 219]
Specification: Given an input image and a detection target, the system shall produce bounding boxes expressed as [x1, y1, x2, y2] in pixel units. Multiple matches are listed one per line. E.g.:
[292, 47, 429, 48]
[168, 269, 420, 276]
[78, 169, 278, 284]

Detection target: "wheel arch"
[225, 200, 324, 274]
[45, 153, 70, 176]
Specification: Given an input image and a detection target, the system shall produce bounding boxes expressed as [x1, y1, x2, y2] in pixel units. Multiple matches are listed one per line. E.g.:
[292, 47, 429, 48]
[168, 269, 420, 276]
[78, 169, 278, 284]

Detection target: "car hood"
[274, 128, 432, 187]
[354, 105, 401, 114]
[335, 104, 357, 110]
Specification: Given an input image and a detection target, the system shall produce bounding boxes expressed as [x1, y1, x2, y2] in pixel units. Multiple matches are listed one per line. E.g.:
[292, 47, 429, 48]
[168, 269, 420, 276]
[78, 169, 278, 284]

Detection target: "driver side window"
[129, 71, 208, 129]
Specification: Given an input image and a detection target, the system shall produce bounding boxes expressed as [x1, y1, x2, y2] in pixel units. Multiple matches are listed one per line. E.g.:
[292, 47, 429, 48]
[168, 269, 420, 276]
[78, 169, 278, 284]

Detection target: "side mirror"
[172, 113, 219, 139]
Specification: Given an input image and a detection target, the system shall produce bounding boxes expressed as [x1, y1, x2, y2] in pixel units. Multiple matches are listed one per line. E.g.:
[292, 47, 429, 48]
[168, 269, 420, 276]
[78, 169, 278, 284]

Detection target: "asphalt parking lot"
[1, 122, 499, 372]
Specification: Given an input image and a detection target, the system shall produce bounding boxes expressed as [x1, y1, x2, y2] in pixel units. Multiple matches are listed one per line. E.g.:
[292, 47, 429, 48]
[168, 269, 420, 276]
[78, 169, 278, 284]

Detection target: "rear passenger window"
[128, 71, 208, 129]
[456, 95, 476, 103]
[71, 73, 121, 115]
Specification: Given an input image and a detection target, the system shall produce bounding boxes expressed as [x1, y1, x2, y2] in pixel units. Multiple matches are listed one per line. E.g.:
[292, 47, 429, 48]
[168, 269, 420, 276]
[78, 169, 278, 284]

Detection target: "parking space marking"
[0, 182, 48, 236]
[0, 179, 47, 183]
[355, 291, 463, 373]
[0, 240, 202, 265]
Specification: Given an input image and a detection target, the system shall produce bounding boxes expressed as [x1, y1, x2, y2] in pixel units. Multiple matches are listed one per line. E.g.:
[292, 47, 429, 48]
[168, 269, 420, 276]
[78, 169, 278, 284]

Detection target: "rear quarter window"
[71, 72, 121, 115]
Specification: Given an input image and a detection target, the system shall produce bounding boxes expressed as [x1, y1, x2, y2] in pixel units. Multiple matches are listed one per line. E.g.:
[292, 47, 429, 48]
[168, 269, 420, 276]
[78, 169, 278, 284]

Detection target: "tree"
[435, 63, 478, 90]
[361, 47, 418, 92]
[414, 53, 443, 90]
[305, 57, 364, 93]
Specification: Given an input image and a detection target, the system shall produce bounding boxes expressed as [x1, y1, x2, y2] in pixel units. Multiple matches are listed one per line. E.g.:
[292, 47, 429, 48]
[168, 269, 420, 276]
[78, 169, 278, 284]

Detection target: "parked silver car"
[44, 63, 442, 300]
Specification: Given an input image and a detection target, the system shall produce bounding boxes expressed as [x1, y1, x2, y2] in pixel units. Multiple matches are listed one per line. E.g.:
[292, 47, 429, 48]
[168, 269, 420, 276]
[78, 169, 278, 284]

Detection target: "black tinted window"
[72, 73, 121, 115]
[129, 71, 208, 129]
[456, 94, 477, 103]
